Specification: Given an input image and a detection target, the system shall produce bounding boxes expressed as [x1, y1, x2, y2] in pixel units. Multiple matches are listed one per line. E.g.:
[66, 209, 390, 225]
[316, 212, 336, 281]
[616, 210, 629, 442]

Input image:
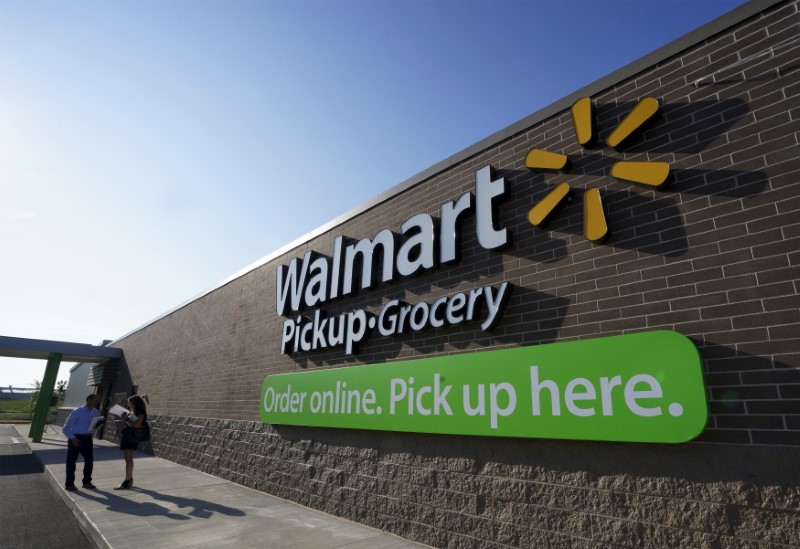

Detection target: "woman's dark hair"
[128, 395, 147, 415]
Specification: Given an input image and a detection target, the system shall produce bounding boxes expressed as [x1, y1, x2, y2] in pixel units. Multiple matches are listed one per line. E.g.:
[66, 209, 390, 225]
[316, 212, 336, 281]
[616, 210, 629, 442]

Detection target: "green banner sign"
[260, 331, 708, 443]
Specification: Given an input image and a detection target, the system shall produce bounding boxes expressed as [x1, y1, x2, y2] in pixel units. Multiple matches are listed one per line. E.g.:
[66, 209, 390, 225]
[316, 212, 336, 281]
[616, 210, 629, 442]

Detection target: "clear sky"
[0, 0, 747, 388]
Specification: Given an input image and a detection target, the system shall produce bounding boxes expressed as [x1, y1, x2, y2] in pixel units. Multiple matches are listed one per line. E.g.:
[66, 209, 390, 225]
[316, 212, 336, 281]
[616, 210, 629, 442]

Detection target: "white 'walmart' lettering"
[276, 166, 509, 316]
[274, 166, 512, 355]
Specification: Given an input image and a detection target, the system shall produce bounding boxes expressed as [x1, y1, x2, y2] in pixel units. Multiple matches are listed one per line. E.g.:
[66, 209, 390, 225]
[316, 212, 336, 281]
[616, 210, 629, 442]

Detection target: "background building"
[62, 362, 91, 409]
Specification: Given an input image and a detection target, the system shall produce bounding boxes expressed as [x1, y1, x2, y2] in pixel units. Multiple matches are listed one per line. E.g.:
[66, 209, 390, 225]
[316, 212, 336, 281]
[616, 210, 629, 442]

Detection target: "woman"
[114, 395, 147, 490]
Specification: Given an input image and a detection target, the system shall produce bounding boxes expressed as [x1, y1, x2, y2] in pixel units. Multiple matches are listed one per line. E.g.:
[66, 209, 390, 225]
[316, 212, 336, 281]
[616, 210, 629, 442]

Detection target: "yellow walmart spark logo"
[525, 97, 670, 242]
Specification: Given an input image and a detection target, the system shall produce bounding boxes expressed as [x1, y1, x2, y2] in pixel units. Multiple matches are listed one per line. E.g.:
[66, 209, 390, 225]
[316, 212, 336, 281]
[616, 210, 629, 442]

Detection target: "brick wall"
[108, 2, 800, 546]
[55, 407, 75, 426]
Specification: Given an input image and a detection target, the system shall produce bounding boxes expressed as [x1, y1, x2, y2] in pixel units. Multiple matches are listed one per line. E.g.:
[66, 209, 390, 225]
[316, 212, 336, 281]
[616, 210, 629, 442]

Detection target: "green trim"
[29, 353, 61, 443]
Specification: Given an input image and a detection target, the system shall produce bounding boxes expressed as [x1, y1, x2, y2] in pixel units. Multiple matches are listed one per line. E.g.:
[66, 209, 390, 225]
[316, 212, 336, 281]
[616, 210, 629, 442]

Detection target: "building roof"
[0, 336, 123, 363]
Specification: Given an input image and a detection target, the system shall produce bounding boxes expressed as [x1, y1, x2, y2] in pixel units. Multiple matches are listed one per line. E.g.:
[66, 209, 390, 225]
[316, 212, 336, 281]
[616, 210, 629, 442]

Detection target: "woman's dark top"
[120, 411, 147, 451]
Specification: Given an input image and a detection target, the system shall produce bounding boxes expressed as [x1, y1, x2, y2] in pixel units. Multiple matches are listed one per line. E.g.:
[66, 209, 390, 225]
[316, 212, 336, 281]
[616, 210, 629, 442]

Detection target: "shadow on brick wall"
[499, 168, 691, 257]
[671, 168, 768, 199]
[291, 285, 571, 369]
[701, 60, 800, 87]
[598, 99, 749, 154]
[589, 99, 770, 198]
[506, 168, 768, 257]
[273, 415, 800, 494]
[693, 340, 800, 446]
[287, 97, 772, 368]
[495, 97, 769, 258]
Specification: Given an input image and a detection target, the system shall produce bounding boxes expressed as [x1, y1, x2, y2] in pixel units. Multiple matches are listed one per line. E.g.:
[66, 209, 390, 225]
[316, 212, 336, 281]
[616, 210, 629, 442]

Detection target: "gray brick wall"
[107, 1, 800, 546]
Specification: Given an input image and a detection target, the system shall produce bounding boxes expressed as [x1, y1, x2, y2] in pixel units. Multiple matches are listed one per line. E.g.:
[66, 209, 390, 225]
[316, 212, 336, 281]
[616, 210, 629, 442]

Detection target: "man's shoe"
[65, 484, 78, 491]
[82, 482, 97, 489]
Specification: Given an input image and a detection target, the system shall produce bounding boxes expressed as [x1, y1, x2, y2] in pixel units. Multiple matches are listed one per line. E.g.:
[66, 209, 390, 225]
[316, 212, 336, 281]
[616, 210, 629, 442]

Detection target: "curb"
[20, 427, 112, 549]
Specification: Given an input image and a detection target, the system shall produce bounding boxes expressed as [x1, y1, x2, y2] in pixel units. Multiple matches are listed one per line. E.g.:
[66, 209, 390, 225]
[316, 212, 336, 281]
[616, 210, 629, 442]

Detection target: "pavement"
[9, 423, 428, 549]
[0, 424, 93, 548]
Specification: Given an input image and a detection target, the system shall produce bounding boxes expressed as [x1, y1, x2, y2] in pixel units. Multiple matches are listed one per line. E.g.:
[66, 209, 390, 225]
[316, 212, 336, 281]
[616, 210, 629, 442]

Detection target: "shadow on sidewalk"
[134, 487, 246, 519]
[0, 453, 44, 476]
[74, 487, 246, 520]
[75, 488, 191, 520]
[32, 443, 154, 466]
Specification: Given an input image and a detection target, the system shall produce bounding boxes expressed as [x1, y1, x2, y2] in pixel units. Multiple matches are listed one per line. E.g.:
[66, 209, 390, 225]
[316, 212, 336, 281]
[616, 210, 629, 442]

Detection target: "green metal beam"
[29, 352, 61, 443]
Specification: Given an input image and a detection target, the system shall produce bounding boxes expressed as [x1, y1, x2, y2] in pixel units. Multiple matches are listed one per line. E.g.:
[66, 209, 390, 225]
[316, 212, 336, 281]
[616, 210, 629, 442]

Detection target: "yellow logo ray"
[606, 97, 660, 151]
[527, 183, 573, 227]
[611, 161, 670, 189]
[571, 97, 594, 147]
[525, 149, 570, 172]
[583, 188, 608, 243]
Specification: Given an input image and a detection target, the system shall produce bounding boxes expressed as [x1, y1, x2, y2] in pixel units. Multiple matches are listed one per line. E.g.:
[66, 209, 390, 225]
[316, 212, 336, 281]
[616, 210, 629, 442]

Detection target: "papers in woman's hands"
[109, 404, 129, 417]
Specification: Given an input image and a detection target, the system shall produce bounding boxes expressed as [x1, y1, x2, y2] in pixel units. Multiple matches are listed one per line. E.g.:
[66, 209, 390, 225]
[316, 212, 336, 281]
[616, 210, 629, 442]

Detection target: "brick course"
[106, 2, 800, 546]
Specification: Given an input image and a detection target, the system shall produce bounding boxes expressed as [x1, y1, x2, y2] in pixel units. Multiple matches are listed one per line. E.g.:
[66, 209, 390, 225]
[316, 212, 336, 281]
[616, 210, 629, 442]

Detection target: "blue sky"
[0, 0, 747, 387]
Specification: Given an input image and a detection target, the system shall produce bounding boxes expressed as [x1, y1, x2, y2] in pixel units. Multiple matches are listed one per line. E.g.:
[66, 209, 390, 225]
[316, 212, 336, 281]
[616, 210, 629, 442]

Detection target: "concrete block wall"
[109, 1, 800, 546]
[142, 417, 800, 547]
[55, 407, 74, 426]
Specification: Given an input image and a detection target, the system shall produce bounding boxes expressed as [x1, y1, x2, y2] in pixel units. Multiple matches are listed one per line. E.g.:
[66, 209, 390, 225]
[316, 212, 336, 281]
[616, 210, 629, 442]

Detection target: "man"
[62, 393, 100, 490]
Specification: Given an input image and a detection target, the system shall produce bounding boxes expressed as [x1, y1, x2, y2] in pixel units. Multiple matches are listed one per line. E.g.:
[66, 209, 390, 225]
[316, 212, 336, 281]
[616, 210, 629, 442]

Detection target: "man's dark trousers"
[65, 434, 93, 486]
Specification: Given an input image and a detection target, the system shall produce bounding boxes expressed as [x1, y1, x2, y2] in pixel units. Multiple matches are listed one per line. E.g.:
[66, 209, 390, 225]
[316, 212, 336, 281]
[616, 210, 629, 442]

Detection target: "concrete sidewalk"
[14, 424, 427, 549]
[0, 424, 92, 547]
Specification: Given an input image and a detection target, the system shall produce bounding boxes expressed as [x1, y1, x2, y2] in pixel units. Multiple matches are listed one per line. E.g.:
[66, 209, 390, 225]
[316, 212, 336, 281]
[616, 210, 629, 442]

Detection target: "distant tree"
[30, 380, 41, 412]
[29, 379, 67, 411]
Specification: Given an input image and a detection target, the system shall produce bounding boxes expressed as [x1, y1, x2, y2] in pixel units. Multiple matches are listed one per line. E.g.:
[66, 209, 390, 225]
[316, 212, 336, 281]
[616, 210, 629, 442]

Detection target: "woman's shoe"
[114, 479, 133, 490]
